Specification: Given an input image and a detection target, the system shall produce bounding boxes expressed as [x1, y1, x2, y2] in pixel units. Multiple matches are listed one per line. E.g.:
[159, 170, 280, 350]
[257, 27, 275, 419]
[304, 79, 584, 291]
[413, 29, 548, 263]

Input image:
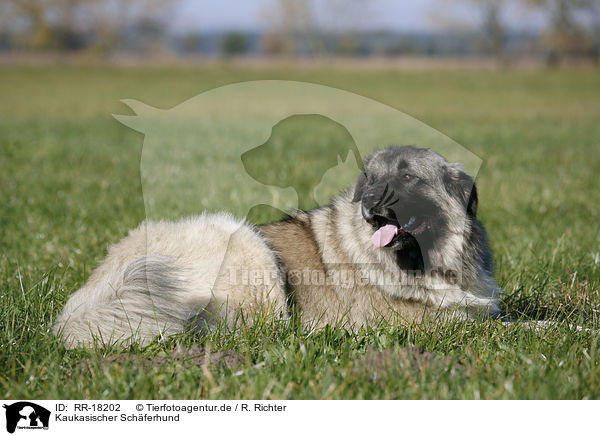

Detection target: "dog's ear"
[445, 163, 478, 217]
[352, 171, 368, 202]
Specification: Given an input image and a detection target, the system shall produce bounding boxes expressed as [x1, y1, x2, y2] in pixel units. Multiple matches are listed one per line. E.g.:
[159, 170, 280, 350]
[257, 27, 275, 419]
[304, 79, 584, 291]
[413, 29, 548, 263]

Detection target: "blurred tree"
[524, 0, 599, 64]
[320, 0, 374, 33]
[261, 33, 285, 56]
[260, 0, 317, 56]
[182, 33, 202, 54]
[260, 0, 373, 57]
[385, 39, 417, 57]
[7, 0, 55, 50]
[133, 17, 167, 54]
[221, 32, 249, 56]
[446, 0, 506, 61]
[592, 1, 600, 61]
[480, 0, 506, 61]
[337, 33, 361, 55]
[2, 0, 174, 53]
[320, 0, 373, 57]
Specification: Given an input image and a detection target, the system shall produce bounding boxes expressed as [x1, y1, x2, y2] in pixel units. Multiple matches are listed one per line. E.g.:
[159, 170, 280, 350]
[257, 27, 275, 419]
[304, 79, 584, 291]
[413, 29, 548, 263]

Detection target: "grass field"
[1, 64, 599, 399]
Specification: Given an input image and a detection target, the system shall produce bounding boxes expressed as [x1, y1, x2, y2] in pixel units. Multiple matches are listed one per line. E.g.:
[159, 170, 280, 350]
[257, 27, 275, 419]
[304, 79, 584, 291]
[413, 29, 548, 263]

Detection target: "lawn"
[1, 64, 599, 399]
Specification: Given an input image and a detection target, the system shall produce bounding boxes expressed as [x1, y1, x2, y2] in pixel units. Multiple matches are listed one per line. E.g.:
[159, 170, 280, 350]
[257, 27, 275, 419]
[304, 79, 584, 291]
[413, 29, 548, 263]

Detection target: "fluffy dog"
[54, 146, 502, 347]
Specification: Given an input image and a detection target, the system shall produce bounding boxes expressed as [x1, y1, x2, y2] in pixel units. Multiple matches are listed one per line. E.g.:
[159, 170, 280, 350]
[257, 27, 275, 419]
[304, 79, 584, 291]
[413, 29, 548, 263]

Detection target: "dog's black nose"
[361, 202, 376, 224]
[361, 188, 397, 226]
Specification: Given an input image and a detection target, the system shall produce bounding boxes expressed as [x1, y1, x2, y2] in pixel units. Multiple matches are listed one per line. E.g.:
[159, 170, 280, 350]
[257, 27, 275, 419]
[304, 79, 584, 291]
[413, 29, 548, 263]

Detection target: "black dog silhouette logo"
[3, 402, 50, 433]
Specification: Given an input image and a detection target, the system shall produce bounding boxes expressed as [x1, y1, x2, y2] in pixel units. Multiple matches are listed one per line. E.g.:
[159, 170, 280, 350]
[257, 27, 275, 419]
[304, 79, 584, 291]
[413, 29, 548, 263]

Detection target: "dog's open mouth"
[370, 216, 428, 248]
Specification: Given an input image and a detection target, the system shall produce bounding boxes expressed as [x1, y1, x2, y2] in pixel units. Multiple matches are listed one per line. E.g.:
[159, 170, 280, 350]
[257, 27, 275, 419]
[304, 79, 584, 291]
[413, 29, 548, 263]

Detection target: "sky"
[170, 0, 548, 34]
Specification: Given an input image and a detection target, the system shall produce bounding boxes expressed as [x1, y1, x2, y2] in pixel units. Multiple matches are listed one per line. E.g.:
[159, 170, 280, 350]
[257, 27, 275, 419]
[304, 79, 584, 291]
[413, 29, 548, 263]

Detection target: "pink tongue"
[371, 224, 398, 248]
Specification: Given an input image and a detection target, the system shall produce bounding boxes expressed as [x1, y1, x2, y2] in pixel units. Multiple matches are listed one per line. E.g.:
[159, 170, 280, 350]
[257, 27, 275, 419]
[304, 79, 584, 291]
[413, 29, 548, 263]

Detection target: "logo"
[114, 80, 482, 285]
[2, 402, 50, 433]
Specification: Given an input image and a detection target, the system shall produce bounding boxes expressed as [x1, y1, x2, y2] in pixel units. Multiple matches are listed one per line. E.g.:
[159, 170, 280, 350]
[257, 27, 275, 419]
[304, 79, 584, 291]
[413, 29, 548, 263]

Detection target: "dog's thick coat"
[54, 146, 502, 347]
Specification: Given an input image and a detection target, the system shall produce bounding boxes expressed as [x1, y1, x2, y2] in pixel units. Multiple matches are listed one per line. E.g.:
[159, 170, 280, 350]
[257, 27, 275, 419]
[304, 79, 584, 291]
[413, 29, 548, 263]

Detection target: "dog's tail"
[53, 255, 210, 348]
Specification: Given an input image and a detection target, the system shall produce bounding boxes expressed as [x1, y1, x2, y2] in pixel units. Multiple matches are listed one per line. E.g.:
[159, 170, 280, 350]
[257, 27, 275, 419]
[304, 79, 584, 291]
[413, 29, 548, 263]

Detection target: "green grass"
[1, 65, 600, 399]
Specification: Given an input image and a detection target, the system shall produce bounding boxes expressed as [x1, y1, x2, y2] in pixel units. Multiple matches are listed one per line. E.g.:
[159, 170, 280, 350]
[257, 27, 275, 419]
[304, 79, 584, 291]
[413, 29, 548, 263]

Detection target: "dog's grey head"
[352, 146, 477, 264]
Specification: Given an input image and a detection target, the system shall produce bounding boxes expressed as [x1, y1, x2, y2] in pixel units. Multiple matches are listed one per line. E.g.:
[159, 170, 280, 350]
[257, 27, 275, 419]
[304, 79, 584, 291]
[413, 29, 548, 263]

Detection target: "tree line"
[0, 0, 598, 64]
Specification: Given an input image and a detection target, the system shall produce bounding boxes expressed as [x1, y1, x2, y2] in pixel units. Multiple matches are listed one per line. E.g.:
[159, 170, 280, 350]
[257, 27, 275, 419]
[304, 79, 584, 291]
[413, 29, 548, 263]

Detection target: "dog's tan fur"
[259, 204, 427, 328]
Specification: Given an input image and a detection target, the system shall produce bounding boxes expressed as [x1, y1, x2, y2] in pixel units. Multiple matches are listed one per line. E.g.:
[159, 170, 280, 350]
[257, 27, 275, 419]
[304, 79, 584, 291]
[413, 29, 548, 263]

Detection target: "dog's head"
[352, 146, 477, 260]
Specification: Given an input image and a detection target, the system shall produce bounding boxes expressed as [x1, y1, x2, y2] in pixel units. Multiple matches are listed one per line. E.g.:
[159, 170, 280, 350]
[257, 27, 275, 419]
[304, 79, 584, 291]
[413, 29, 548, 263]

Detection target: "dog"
[53, 146, 502, 348]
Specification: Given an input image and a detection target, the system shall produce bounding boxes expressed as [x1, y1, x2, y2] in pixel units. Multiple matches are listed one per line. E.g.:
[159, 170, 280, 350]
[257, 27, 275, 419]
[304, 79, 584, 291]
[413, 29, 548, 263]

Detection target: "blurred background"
[1, 0, 599, 67]
[2, 1, 600, 400]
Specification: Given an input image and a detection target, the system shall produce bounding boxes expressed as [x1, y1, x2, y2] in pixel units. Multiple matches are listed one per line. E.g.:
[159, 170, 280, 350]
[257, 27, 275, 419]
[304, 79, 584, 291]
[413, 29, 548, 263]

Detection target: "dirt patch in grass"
[353, 346, 463, 378]
[78, 345, 244, 374]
